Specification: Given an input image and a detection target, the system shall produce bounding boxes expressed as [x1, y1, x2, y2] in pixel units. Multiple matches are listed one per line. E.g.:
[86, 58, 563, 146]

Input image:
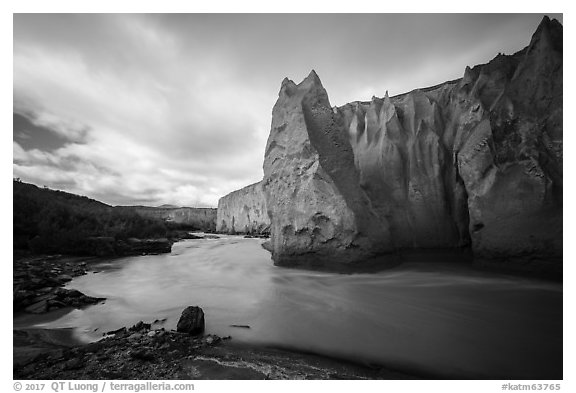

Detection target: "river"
[18, 235, 562, 379]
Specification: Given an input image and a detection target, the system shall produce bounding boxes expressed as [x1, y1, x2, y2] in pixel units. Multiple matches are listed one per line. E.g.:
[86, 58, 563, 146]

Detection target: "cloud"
[13, 14, 272, 207]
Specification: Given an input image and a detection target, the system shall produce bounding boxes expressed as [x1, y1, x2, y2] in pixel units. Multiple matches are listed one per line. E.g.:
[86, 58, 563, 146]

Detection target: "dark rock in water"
[176, 306, 205, 335]
[129, 321, 151, 332]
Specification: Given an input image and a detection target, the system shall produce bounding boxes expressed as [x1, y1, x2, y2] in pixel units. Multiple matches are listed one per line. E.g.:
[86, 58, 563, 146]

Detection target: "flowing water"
[19, 235, 562, 379]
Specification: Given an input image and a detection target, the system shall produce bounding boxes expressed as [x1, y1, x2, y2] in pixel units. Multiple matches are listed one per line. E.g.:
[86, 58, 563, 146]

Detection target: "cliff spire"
[300, 69, 323, 87]
[527, 15, 563, 53]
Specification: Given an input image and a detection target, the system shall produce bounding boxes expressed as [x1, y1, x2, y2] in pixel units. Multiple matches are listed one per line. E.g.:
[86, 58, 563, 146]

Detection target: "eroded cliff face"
[340, 17, 562, 259]
[217, 182, 270, 234]
[129, 206, 217, 231]
[340, 86, 472, 250]
[227, 17, 562, 269]
[340, 16, 562, 260]
[456, 17, 563, 259]
[262, 71, 392, 266]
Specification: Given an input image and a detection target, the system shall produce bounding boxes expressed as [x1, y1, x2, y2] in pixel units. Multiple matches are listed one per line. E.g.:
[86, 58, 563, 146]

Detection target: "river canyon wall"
[218, 17, 563, 270]
[128, 206, 217, 231]
[217, 182, 270, 234]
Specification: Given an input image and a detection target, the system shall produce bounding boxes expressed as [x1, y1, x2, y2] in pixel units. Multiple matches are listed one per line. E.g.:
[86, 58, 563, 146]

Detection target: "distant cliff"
[223, 16, 562, 272]
[217, 182, 270, 234]
[124, 206, 217, 232]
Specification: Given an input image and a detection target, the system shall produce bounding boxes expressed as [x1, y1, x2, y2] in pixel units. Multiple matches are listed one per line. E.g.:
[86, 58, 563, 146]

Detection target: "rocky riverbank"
[13, 254, 105, 314]
[13, 320, 417, 380]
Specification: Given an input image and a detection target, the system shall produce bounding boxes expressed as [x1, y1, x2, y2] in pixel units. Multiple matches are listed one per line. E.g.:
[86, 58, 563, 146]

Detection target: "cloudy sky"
[13, 13, 562, 207]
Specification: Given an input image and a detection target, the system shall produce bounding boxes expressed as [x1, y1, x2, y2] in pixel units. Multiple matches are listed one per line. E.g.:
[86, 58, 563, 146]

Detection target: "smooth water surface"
[27, 235, 562, 378]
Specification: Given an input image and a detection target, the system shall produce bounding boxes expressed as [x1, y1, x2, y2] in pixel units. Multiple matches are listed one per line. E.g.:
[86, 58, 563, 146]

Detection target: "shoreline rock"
[176, 306, 205, 336]
[13, 254, 106, 314]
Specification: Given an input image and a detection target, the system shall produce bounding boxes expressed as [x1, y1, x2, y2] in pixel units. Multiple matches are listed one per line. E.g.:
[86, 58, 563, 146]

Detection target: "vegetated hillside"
[13, 180, 169, 256]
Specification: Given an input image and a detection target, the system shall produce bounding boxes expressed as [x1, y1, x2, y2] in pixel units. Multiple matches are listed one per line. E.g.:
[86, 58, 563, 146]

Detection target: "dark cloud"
[13, 13, 561, 206]
[13, 113, 70, 151]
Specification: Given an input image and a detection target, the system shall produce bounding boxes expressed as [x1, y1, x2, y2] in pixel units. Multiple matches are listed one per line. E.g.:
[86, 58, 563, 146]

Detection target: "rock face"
[262, 71, 392, 266]
[340, 85, 472, 250]
[228, 17, 562, 270]
[217, 182, 270, 234]
[455, 17, 563, 259]
[127, 206, 217, 231]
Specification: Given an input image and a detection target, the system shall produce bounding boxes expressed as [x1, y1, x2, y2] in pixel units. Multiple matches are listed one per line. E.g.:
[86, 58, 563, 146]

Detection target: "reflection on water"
[29, 235, 562, 378]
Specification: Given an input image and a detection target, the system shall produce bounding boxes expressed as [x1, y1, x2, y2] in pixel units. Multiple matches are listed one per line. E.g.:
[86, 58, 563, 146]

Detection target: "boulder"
[176, 306, 205, 335]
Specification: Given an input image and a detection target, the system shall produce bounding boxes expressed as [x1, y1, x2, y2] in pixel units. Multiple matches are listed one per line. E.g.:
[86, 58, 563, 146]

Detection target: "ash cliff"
[218, 17, 563, 271]
[125, 206, 217, 232]
[217, 181, 270, 234]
